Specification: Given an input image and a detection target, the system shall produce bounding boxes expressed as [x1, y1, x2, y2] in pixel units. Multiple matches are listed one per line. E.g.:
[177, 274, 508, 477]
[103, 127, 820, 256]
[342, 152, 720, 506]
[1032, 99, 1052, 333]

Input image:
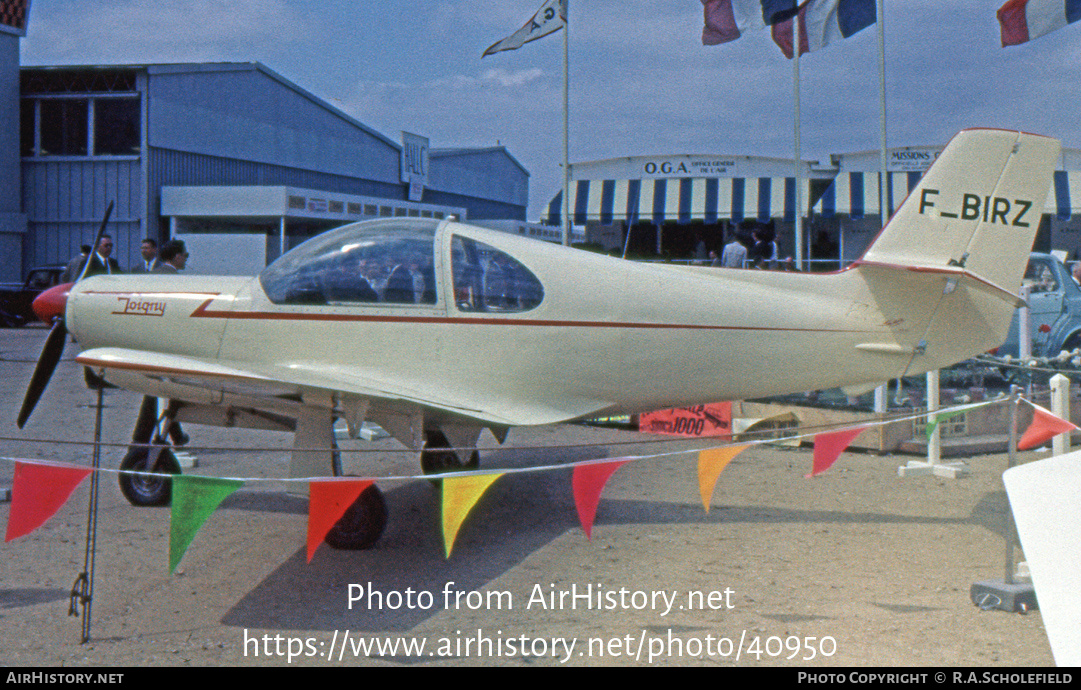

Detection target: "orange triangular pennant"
[807, 427, 867, 478]
[5, 460, 92, 542]
[307, 479, 375, 563]
[698, 446, 748, 512]
[442, 473, 503, 558]
[1019, 405, 1079, 451]
[572, 459, 631, 540]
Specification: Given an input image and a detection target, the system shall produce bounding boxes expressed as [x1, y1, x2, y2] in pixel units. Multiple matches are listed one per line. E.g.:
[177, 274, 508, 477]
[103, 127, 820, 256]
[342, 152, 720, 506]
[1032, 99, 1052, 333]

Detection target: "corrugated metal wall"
[22, 158, 142, 269]
[430, 149, 529, 210]
[147, 65, 401, 184]
[146, 147, 406, 231]
[0, 35, 19, 215]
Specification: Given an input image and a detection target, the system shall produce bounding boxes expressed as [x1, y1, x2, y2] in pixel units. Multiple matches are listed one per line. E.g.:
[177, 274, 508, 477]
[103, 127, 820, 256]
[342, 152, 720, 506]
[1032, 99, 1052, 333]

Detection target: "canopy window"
[545, 177, 812, 226]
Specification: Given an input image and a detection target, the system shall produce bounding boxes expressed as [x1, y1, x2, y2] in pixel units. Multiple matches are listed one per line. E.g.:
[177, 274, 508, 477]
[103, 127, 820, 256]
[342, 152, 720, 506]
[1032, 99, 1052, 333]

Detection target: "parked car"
[996, 253, 1081, 358]
[0, 265, 67, 327]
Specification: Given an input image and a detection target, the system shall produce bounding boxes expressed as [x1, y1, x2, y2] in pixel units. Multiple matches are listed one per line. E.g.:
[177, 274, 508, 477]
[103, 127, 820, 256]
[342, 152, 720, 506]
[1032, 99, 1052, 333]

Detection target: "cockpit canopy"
[259, 218, 544, 312]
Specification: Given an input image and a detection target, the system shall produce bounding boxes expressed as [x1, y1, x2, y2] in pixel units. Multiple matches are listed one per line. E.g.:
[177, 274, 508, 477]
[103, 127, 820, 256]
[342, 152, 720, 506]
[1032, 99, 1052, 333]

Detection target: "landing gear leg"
[420, 429, 479, 483]
[118, 396, 181, 506]
[307, 414, 386, 550]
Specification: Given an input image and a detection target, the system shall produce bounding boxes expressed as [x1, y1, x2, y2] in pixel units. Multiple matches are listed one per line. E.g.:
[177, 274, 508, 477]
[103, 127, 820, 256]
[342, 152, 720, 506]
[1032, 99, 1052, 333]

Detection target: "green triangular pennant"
[925, 409, 966, 440]
[170, 475, 243, 573]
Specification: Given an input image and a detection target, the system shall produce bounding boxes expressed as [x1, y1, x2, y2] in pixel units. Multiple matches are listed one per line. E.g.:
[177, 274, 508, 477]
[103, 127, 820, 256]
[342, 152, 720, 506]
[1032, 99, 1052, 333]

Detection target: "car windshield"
[1023, 259, 1059, 294]
[260, 219, 440, 306]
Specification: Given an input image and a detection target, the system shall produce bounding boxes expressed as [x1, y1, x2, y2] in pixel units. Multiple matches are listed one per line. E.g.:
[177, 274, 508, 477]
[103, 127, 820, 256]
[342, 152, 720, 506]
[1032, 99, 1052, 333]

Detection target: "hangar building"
[1, 6, 529, 280]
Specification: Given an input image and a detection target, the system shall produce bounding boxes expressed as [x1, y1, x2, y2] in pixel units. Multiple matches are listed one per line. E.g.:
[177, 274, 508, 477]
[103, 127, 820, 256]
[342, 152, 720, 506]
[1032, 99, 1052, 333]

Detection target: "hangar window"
[39, 99, 88, 156]
[22, 95, 141, 157]
[20, 100, 34, 157]
[261, 219, 440, 306]
[93, 97, 140, 155]
[451, 236, 543, 313]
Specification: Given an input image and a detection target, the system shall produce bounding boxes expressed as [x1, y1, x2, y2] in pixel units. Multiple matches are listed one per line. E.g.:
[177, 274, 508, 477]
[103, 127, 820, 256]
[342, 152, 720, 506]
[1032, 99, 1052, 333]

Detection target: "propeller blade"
[18, 200, 114, 428]
[17, 319, 68, 428]
[74, 201, 114, 284]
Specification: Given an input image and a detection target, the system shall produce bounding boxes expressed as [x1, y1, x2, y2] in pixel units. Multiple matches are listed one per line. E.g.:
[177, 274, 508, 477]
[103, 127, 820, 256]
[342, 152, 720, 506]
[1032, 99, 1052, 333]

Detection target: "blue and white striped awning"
[814, 171, 925, 219]
[545, 177, 812, 226]
[1048, 171, 1081, 220]
[816, 170, 1081, 220]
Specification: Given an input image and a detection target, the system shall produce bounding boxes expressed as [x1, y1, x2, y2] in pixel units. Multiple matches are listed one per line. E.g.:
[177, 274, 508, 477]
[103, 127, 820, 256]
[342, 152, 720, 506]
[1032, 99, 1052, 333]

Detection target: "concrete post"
[1018, 285, 1032, 360]
[927, 369, 940, 465]
[1051, 373, 1071, 456]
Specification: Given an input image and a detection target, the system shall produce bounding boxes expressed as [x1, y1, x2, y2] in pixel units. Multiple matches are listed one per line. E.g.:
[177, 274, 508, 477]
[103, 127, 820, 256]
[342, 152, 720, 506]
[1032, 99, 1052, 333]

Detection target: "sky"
[17, 0, 1081, 221]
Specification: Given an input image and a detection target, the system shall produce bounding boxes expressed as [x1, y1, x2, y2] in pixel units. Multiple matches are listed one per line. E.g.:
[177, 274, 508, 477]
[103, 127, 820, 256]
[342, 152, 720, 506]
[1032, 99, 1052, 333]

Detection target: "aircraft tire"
[118, 446, 181, 507]
[325, 484, 387, 550]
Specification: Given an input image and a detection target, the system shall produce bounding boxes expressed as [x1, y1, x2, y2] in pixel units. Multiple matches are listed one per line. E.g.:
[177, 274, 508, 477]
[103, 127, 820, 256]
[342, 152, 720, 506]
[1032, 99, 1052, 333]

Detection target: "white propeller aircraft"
[18, 128, 1061, 549]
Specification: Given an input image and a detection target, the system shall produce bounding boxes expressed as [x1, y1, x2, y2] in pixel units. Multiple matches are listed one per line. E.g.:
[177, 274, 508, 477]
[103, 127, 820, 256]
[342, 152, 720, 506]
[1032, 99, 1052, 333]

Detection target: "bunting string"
[0, 397, 1008, 483]
[5, 396, 1071, 566]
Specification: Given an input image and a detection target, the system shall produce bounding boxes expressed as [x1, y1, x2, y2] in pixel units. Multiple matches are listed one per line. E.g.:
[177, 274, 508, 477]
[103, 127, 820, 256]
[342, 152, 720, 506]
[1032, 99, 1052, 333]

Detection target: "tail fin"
[853, 129, 1060, 376]
[862, 129, 1060, 291]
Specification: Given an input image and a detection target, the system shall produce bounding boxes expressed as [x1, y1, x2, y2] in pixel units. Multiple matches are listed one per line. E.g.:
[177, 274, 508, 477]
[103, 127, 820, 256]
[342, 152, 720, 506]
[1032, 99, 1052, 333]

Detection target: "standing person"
[153, 240, 188, 273]
[720, 229, 748, 268]
[132, 238, 162, 273]
[147, 238, 191, 446]
[752, 227, 778, 270]
[61, 245, 92, 283]
[81, 234, 123, 277]
[692, 232, 708, 265]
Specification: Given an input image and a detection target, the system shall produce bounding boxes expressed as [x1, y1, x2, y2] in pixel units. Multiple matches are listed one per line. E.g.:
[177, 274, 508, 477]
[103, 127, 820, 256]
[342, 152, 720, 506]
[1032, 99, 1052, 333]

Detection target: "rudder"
[861, 129, 1060, 293]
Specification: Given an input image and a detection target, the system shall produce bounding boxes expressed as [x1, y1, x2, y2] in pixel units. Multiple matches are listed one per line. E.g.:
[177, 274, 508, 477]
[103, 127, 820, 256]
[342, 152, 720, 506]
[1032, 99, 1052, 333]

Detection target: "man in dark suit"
[81, 234, 123, 277]
[131, 238, 162, 273]
[153, 240, 188, 273]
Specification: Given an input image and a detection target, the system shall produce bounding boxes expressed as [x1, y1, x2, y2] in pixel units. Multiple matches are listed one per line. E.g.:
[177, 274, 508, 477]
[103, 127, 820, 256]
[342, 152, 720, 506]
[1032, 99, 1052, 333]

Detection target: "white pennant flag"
[482, 0, 567, 57]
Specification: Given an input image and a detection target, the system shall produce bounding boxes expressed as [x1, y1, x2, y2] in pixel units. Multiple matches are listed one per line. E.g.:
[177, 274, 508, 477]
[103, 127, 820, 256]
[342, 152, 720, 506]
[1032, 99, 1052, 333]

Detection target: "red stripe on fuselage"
[88, 290, 885, 334]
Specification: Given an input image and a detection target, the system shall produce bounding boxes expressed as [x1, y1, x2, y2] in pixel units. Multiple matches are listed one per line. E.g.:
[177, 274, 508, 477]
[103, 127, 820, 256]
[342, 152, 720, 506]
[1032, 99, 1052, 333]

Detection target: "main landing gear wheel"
[324, 484, 387, 550]
[118, 446, 181, 506]
[420, 430, 479, 484]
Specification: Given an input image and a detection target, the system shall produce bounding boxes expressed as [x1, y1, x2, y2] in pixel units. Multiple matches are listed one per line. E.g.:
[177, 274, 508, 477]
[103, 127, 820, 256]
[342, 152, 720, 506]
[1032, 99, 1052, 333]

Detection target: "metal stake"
[70, 381, 104, 643]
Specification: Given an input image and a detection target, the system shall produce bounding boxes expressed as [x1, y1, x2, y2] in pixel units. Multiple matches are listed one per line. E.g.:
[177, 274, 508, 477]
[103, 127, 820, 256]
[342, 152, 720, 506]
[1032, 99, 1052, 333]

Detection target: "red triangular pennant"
[807, 427, 867, 478]
[572, 459, 630, 540]
[307, 479, 374, 562]
[1018, 405, 1079, 451]
[5, 461, 92, 542]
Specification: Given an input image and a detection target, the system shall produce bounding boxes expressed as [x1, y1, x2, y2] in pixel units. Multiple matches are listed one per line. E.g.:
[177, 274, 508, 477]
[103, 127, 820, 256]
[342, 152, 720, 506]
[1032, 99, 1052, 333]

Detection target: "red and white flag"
[702, 0, 799, 45]
[483, 0, 567, 57]
[772, 0, 877, 58]
[998, 0, 1081, 46]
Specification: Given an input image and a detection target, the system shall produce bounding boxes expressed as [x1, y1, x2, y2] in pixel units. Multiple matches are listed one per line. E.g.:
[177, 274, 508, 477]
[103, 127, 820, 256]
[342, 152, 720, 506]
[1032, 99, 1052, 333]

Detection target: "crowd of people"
[688, 225, 842, 272]
[61, 235, 189, 280]
[698, 226, 783, 270]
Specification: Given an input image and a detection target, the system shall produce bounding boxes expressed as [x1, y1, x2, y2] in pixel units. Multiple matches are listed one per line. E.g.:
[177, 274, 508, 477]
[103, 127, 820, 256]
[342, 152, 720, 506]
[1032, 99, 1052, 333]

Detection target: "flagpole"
[793, 10, 803, 270]
[873, 0, 889, 415]
[561, 1, 571, 246]
[878, 0, 887, 212]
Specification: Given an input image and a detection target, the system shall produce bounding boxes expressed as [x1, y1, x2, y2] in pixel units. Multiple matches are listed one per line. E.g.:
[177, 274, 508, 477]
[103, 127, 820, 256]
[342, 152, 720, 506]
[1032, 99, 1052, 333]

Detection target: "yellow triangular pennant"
[442, 473, 503, 558]
[698, 446, 748, 512]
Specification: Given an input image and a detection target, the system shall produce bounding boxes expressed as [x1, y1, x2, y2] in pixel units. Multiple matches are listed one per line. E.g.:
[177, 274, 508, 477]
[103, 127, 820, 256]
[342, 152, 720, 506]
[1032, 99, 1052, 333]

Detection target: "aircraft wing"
[74, 347, 614, 427]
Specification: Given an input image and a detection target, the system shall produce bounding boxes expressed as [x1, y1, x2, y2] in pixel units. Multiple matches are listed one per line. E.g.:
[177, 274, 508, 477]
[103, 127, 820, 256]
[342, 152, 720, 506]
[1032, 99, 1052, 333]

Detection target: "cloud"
[22, 0, 304, 64]
[479, 67, 545, 87]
